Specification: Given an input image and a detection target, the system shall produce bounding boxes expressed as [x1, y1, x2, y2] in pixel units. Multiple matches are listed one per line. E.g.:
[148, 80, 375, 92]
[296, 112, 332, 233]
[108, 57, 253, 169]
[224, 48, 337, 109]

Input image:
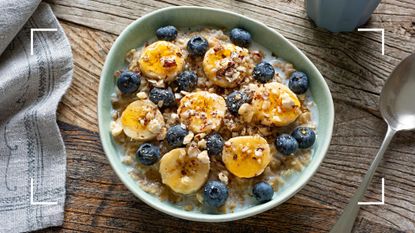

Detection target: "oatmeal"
[110, 25, 318, 213]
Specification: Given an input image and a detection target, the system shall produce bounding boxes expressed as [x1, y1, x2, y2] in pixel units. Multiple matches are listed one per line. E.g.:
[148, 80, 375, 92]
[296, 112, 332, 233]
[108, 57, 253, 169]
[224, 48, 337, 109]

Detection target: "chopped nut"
[156, 127, 167, 140]
[241, 146, 249, 153]
[183, 131, 194, 145]
[298, 112, 311, 125]
[197, 139, 207, 149]
[136, 92, 147, 99]
[148, 119, 162, 133]
[181, 111, 190, 119]
[187, 142, 200, 158]
[225, 141, 231, 147]
[180, 90, 190, 96]
[218, 171, 229, 184]
[171, 113, 179, 121]
[122, 156, 133, 165]
[197, 151, 210, 164]
[238, 103, 254, 122]
[145, 111, 154, 120]
[196, 192, 204, 203]
[262, 100, 270, 110]
[110, 120, 123, 136]
[157, 101, 164, 108]
[281, 92, 295, 109]
[255, 148, 264, 157]
[194, 133, 206, 140]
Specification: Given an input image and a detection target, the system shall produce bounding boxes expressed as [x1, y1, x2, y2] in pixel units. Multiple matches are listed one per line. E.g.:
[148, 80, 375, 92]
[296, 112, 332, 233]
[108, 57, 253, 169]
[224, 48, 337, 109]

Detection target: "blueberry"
[149, 87, 175, 108]
[275, 134, 298, 155]
[203, 181, 228, 208]
[117, 71, 140, 94]
[166, 125, 188, 148]
[156, 25, 177, 41]
[292, 127, 316, 149]
[288, 71, 309, 94]
[177, 71, 198, 92]
[136, 143, 160, 165]
[206, 133, 224, 156]
[187, 36, 209, 56]
[230, 28, 252, 48]
[253, 62, 275, 83]
[225, 91, 249, 115]
[252, 182, 274, 203]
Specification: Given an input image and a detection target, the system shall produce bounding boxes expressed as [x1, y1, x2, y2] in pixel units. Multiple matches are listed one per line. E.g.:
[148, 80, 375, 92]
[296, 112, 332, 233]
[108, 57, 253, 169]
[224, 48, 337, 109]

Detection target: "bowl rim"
[98, 6, 334, 222]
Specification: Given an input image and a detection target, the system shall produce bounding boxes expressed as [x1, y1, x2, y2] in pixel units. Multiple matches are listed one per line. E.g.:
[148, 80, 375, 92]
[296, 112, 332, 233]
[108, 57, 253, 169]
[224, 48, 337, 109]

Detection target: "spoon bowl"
[380, 53, 415, 130]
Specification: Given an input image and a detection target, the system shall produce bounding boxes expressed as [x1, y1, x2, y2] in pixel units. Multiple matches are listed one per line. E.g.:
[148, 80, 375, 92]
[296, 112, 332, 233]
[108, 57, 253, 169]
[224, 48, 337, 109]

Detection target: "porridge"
[110, 25, 317, 213]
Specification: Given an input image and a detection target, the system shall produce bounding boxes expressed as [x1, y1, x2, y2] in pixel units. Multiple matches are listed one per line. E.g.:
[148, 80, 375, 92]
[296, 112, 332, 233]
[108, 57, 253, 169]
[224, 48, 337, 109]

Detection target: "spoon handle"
[330, 126, 396, 233]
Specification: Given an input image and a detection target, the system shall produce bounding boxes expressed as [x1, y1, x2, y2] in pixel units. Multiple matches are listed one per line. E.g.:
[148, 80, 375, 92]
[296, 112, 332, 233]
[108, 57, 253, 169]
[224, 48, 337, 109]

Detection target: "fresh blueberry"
[136, 143, 160, 165]
[275, 134, 298, 155]
[253, 62, 275, 83]
[292, 127, 316, 149]
[288, 71, 309, 94]
[225, 91, 249, 115]
[177, 71, 198, 91]
[206, 133, 224, 156]
[203, 181, 228, 208]
[117, 71, 140, 94]
[252, 182, 274, 203]
[149, 87, 175, 108]
[230, 28, 252, 48]
[166, 125, 188, 148]
[187, 36, 209, 56]
[156, 25, 177, 41]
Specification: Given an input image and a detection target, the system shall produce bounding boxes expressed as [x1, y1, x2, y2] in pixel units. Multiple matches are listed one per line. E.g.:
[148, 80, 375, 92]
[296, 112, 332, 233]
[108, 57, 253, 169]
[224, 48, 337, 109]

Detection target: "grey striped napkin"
[0, 1, 72, 232]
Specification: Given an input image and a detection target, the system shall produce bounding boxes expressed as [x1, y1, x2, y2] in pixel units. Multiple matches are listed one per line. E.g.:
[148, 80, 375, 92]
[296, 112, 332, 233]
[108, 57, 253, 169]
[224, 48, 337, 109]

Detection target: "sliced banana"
[222, 135, 271, 178]
[250, 82, 301, 126]
[177, 91, 227, 133]
[159, 148, 210, 194]
[120, 99, 165, 141]
[138, 41, 185, 82]
[203, 43, 251, 88]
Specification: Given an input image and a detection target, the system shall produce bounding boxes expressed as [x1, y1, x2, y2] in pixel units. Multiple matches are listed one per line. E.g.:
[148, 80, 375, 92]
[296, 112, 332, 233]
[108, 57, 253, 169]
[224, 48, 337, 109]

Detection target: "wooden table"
[41, 0, 415, 232]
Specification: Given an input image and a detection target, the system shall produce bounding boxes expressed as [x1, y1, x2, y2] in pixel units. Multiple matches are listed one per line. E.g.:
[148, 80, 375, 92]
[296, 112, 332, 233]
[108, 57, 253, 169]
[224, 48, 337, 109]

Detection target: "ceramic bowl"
[98, 6, 334, 222]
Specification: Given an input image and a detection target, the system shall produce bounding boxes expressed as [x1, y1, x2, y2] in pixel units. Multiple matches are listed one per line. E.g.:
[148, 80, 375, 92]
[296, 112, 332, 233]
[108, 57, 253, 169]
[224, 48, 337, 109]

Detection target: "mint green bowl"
[98, 6, 334, 222]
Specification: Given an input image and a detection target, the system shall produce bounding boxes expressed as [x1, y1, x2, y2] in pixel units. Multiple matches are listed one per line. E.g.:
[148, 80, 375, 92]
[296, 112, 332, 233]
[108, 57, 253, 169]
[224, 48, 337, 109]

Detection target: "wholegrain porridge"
[110, 26, 318, 213]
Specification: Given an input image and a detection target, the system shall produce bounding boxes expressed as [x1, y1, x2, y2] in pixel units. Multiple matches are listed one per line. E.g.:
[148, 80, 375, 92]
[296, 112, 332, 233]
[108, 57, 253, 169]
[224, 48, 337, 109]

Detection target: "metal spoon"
[330, 53, 415, 233]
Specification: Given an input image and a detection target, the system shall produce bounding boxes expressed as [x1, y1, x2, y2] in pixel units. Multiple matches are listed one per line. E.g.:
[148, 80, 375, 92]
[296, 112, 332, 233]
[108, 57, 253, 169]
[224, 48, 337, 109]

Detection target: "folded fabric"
[0, 1, 72, 232]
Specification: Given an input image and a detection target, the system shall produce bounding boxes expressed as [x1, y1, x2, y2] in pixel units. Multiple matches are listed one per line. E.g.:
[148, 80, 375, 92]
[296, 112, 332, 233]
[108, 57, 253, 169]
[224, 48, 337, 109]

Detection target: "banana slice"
[222, 135, 271, 178]
[251, 82, 301, 126]
[120, 99, 165, 141]
[159, 148, 210, 194]
[177, 91, 227, 133]
[138, 41, 185, 82]
[203, 43, 251, 88]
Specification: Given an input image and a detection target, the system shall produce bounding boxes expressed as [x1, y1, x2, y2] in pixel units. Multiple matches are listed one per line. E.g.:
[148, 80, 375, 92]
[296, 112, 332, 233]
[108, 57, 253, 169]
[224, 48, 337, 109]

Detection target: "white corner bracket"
[358, 177, 385, 205]
[30, 178, 58, 206]
[357, 28, 385, 55]
[30, 28, 58, 56]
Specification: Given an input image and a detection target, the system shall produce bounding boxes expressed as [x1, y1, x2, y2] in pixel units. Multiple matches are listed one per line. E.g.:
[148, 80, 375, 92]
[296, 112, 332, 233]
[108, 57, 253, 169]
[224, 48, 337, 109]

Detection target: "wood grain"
[44, 0, 415, 232]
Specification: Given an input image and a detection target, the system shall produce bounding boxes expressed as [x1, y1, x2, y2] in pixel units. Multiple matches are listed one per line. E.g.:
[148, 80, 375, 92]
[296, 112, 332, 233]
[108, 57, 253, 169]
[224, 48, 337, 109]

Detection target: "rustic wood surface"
[39, 0, 415, 232]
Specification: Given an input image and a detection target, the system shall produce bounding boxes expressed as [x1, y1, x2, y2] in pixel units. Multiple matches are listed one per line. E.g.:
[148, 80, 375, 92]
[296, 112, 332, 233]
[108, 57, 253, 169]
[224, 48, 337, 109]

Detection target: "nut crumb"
[197, 150, 210, 164]
[183, 131, 194, 144]
[136, 92, 147, 99]
[218, 171, 229, 184]
[110, 120, 123, 136]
